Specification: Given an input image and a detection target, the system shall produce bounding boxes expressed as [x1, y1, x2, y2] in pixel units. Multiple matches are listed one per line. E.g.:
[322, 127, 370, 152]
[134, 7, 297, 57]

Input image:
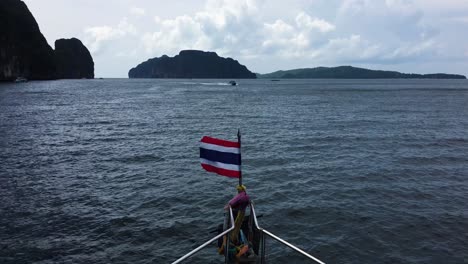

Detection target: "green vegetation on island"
[257, 66, 466, 79]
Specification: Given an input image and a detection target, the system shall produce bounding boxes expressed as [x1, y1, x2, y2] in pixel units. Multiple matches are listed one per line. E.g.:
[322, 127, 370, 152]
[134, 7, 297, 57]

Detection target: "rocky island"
[258, 66, 466, 79]
[0, 0, 94, 81]
[128, 50, 256, 79]
[0, 0, 56, 80]
[55, 38, 94, 79]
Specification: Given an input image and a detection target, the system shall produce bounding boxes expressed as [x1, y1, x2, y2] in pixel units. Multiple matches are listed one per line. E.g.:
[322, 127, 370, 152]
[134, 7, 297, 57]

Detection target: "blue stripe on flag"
[200, 148, 241, 165]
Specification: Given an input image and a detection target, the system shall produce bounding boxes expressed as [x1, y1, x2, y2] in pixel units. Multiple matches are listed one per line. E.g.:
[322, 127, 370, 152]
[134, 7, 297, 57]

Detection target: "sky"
[23, 0, 468, 78]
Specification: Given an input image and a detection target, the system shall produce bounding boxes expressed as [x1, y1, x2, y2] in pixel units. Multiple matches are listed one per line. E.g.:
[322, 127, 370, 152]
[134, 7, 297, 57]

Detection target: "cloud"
[142, 15, 209, 53]
[261, 13, 336, 58]
[261, 19, 303, 57]
[140, 0, 264, 57]
[80, 0, 467, 76]
[136, 0, 439, 65]
[295, 12, 335, 33]
[338, 0, 426, 39]
[130, 7, 146, 16]
[451, 16, 468, 24]
[139, 0, 337, 60]
[412, 0, 468, 11]
[315, 35, 381, 61]
[84, 18, 137, 54]
[383, 40, 435, 60]
[116, 49, 137, 58]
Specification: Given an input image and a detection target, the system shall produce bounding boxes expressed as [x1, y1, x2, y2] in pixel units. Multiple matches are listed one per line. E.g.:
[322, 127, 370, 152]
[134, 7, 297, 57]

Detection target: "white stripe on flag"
[200, 142, 240, 154]
[200, 158, 240, 171]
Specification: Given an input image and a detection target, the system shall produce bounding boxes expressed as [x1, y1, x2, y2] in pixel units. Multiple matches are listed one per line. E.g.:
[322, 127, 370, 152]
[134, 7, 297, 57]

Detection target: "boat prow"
[173, 201, 325, 264]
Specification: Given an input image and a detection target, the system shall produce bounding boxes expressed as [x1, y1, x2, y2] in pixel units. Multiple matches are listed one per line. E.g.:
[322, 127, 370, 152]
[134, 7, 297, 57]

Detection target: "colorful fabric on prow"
[229, 190, 250, 210]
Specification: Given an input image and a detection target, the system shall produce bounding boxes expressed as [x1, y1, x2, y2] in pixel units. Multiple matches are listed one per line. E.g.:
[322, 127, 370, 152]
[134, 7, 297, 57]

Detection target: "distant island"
[0, 0, 94, 81]
[128, 50, 256, 79]
[258, 66, 466, 79]
[129, 53, 465, 79]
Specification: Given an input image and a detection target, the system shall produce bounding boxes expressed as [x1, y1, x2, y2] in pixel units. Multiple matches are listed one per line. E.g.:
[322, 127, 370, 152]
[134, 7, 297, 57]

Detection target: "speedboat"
[228, 81, 237, 86]
[14, 77, 28, 83]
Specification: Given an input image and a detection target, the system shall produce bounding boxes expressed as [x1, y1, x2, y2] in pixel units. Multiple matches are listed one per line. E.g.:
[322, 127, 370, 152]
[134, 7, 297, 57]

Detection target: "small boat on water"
[14, 77, 28, 83]
[228, 80, 237, 86]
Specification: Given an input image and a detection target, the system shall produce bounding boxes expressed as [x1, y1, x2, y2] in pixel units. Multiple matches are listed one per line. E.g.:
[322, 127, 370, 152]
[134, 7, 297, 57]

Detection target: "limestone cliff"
[0, 0, 95, 81]
[0, 0, 56, 80]
[129, 50, 256, 79]
[55, 38, 94, 79]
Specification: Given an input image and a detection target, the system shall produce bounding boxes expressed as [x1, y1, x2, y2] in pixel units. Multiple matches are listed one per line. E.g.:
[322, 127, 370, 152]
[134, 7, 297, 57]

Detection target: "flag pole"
[238, 129, 242, 186]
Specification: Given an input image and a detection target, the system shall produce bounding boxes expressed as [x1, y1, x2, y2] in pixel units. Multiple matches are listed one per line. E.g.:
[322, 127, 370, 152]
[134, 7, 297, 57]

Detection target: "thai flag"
[200, 136, 241, 178]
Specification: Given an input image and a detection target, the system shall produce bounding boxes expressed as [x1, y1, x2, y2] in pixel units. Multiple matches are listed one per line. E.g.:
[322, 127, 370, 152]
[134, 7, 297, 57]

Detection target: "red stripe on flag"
[201, 163, 240, 178]
[201, 136, 240, 148]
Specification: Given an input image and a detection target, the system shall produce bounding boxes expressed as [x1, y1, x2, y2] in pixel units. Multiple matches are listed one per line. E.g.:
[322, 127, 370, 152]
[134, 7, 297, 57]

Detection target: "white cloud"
[274, 34, 382, 65]
[318, 35, 381, 61]
[141, 0, 263, 57]
[84, 17, 137, 54]
[117, 18, 137, 35]
[451, 16, 468, 24]
[261, 14, 336, 58]
[130, 7, 146, 16]
[295, 12, 335, 33]
[135, 0, 438, 65]
[84, 26, 117, 53]
[262, 20, 295, 50]
[383, 40, 435, 60]
[142, 15, 210, 53]
[412, 0, 468, 12]
[116, 49, 137, 58]
[78, 0, 467, 76]
[154, 16, 161, 24]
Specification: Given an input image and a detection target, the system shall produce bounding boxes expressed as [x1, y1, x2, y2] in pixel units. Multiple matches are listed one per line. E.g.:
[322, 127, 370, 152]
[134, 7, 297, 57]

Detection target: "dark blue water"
[1, 79, 467, 264]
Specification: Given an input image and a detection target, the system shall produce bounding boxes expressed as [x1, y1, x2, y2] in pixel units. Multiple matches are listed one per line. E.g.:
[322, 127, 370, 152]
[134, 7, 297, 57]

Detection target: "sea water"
[1, 79, 467, 263]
